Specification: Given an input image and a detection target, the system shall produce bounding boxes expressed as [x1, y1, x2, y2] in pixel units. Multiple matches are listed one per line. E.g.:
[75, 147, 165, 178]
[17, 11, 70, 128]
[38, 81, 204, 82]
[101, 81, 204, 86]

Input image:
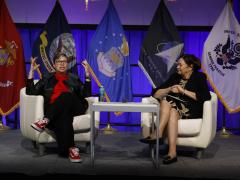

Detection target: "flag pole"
[219, 0, 233, 138]
[220, 106, 230, 138]
[85, 61, 117, 134]
[101, 112, 117, 135]
[0, 116, 10, 132]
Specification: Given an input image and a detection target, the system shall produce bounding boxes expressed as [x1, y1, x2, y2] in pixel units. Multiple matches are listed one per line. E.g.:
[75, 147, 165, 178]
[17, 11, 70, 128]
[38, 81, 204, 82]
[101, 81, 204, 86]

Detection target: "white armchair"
[20, 87, 100, 156]
[141, 91, 218, 158]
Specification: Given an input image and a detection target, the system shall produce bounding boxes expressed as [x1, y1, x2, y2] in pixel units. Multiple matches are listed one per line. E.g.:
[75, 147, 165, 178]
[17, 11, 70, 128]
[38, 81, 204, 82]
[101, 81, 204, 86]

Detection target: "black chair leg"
[85, 142, 90, 154]
[31, 141, 37, 149]
[38, 143, 45, 156]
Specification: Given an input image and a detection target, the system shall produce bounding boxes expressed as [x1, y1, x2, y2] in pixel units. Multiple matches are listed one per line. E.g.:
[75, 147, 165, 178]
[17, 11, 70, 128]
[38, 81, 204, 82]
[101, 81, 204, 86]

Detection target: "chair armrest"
[200, 92, 218, 143]
[85, 96, 100, 128]
[20, 87, 44, 124]
[20, 87, 44, 140]
[141, 97, 158, 127]
[85, 97, 98, 114]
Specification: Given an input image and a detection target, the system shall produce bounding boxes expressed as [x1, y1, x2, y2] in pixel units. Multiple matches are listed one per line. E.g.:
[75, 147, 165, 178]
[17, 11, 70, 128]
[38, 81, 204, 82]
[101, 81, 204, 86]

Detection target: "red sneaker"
[69, 147, 82, 163]
[31, 118, 49, 132]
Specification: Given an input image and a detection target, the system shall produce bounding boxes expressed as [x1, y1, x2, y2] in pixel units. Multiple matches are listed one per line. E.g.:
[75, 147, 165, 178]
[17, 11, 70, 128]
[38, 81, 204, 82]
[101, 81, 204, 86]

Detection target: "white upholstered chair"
[20, 86, 100, 156]
[141, 91, 218, 158]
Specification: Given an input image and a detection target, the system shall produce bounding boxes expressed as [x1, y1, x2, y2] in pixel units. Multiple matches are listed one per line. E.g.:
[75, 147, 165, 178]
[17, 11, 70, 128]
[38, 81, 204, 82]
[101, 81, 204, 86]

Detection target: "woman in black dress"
[140, 54, 211, 164]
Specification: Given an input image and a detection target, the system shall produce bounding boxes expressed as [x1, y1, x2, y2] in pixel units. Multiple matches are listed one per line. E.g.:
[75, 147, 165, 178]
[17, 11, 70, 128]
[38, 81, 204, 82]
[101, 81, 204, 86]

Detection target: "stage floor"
[0, 129, 240, 179]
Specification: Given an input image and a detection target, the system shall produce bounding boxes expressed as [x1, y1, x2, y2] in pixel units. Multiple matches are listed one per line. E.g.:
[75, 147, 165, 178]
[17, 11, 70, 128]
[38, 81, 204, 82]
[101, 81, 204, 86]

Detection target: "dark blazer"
[152, 72, 211, 119]
[26, 73, 91, 113]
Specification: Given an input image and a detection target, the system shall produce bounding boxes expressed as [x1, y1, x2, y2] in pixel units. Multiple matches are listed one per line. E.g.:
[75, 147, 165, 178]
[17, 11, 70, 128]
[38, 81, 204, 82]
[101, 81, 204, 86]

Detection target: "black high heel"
[139, 136, 151, 143]
[163, 155, 178, 164]
[139, 137, 163, 144]
[162, 154, 171, 160]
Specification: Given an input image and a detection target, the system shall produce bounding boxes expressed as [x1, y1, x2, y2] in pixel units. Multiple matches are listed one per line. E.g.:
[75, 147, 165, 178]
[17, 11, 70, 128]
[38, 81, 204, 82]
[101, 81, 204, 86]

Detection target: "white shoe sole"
[69, 158, 83, 163]
[31, 124, 44, 132]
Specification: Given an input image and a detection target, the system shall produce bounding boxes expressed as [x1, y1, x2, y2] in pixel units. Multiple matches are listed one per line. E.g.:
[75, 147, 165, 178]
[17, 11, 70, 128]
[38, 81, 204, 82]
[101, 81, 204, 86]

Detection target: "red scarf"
[50, 73, 69, 104]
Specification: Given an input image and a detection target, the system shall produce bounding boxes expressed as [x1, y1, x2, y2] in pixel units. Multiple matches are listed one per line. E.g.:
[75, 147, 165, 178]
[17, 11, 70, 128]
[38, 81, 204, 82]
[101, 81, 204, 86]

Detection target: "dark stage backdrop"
[2, 26, 240, 132]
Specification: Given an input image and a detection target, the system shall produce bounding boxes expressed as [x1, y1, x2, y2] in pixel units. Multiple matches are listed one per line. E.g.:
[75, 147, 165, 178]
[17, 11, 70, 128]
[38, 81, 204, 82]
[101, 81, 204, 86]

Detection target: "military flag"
[139, 0, 183, 88]
[32, 0, 77, 75]
[0, 0, 26, 115]
[202, 1, 240, 113]
[87, 0, 132, 102]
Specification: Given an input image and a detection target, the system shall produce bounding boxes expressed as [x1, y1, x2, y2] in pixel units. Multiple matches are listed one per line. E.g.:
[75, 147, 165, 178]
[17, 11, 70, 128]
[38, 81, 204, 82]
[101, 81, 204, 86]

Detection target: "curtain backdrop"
[2, 28, 232, 131]
[2, 0, 240, 131]
[0, 26, 236, 131]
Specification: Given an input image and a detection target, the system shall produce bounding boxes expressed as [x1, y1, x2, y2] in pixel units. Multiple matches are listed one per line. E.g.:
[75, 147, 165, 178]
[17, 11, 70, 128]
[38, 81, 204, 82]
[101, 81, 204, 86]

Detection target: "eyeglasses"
[55, 60, 68, 64]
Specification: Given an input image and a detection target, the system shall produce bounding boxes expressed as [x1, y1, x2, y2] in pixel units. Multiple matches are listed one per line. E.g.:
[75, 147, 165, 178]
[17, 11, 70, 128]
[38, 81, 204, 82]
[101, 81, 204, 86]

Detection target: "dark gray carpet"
[0, 129, 240, 179]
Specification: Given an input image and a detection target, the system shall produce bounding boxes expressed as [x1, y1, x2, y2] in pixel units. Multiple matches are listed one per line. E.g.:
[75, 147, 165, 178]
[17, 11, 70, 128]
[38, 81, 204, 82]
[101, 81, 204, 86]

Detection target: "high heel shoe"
[162, 155, 178, 164]
[162, 154, 171, 160]
[139, 136, 151, 143]
[139, 137, 164, 144]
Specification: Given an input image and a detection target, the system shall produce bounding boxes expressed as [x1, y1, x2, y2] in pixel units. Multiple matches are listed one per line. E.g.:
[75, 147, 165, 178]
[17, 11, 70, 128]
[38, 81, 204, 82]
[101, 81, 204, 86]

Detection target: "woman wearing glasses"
[26, 52, 91, 163]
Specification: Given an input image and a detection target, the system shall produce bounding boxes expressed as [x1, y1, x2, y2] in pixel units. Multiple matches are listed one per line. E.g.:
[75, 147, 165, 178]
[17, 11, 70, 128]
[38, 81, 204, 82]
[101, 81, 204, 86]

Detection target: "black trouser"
[45, 92, 87, 157]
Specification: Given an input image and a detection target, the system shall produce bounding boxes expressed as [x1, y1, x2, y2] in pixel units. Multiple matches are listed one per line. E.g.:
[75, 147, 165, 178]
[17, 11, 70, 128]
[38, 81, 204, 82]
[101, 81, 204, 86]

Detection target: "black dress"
[152, 72, 211, 119]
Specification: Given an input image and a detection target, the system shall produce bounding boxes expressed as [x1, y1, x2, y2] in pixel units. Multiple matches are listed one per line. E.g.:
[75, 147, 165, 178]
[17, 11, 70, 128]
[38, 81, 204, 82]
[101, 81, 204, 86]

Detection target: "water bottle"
[99, 86, 105, 102]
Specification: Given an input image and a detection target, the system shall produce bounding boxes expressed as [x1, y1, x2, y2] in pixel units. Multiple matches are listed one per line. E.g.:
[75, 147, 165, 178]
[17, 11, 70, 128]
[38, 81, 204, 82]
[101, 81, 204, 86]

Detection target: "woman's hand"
[153, 87, 171, 99]
[171, 85, 184, 94]
[28, 57, 40, 79]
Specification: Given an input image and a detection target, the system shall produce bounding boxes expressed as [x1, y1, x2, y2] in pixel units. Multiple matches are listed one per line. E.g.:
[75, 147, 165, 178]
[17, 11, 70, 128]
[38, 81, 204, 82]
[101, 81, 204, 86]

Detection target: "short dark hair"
[179, 54, 201, 72]
[53, 52, 68, 64]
